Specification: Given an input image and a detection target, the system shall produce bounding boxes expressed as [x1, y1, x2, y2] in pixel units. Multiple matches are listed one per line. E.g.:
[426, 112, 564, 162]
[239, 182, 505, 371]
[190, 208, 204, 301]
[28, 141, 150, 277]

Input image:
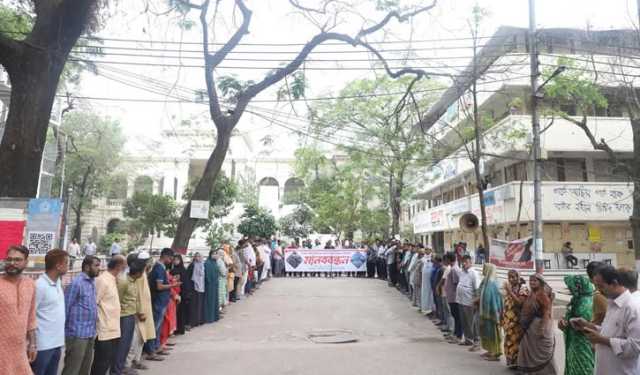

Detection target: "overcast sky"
[75, 0, 639, 157]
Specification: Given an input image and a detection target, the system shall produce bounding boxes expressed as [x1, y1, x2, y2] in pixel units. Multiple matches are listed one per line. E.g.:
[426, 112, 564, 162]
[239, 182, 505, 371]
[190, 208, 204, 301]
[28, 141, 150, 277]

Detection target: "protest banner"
[284, 248, 368, 273]
[489, 237, 534, 270]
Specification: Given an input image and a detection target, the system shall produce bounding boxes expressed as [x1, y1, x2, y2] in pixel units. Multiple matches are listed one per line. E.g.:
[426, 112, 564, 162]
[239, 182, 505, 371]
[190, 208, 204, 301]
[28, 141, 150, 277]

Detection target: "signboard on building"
[190, 200, 210, 219]
[26, 199, 62, 256]
[489, 237, 534, 270]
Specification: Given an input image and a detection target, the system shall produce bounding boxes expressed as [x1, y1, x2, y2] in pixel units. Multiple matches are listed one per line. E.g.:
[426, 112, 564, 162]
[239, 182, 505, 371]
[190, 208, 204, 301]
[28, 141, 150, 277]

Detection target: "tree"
[0, 0, 108, 197]
[311, 75, 440, 235]
[55, 111, 125, 241]
[237, 204, 278, 239]
[167, 0, 438, 250]
[279, 205, 314, 239]
[123, 192, 179, 249]
[295, 147, 379, 239]
[183, 173, 238, 220]
[205, 222, 234, 250]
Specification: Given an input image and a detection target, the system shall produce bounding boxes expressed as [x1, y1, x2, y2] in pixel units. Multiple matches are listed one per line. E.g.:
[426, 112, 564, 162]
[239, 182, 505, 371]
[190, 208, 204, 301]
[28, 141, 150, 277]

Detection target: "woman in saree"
[216, 249, 229, 312]
[502, 269, 529, 369]
[223, 244, 235, 302]
[558, 275, 594, 375]
[517, 273, 556, 374]
[478, 263, 503, 361]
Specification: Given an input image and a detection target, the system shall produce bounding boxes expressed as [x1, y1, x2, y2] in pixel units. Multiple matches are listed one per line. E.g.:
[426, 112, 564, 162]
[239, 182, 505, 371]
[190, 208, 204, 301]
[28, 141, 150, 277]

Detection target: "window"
[504, 162, 527, 183]
[557, 158, 587, 182]
[454, 186, 466, 199]
[158, 177, 165, 196]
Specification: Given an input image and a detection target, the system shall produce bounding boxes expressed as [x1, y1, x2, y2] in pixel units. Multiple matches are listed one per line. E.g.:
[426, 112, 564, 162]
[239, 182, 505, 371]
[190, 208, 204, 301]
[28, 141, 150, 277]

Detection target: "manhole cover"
[307, 329, 358, 344]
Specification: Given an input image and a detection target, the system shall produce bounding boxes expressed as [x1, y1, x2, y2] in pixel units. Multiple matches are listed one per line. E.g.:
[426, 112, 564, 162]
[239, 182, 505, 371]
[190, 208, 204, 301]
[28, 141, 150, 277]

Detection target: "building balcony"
[417, 114, 633, 197]
[413, 180, 633, 234]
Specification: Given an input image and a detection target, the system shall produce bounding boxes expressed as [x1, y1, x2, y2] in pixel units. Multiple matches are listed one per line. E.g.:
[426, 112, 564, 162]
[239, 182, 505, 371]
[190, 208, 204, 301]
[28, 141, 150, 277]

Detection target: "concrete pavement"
[148, 278, 515, 375]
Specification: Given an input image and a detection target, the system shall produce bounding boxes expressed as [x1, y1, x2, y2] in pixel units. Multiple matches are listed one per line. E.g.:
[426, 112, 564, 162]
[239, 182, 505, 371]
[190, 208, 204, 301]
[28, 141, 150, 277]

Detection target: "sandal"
[145, 355, 165, 362]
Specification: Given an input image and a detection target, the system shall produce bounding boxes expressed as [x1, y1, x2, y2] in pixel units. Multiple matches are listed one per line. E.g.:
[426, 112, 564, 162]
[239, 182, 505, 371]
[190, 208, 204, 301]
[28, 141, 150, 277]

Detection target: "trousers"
[31, 347, 62, 375]
[62, 337, 95, 375]
[461, 304, 479, 343]
[90, 337, 119, 375]
[112, 315, 136, 375]
[448, 302, 463, 339]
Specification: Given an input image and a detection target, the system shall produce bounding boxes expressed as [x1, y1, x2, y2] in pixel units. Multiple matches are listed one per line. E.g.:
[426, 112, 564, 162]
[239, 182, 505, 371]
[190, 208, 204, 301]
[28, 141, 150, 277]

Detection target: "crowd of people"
[367, 239, 640, 375]
[0, 237, 275, 375]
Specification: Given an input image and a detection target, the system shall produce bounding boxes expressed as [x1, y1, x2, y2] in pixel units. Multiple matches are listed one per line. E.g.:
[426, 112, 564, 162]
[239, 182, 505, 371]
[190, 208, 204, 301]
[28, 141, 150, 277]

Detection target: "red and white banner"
[489, 238, 534, 270]
[284, 248, 368, 272]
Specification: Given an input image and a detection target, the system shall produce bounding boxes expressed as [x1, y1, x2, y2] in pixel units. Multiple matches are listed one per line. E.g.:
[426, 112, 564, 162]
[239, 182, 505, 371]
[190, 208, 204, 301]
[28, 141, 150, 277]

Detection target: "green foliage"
[99, 232, 121, 254]
[543, 57, 608, 114]
[359, 207, 390, 239]
[218, 74, 256, 104]
[205, 222, 234, 250]
[57, 111, 125, 232]
[183, 173, 238, 219]
[237, 204, 278, 239]
[123, 192, 178, 245]
[277, 71, 306, 101]
[279, 205, 314, 239]
[0, 4, 32, 39]
[308, 76, 441, 232]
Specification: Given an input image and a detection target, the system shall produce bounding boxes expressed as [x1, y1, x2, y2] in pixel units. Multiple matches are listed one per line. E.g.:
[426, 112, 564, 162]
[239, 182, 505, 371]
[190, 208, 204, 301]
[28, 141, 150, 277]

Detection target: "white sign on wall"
[190, 200, 210, 219]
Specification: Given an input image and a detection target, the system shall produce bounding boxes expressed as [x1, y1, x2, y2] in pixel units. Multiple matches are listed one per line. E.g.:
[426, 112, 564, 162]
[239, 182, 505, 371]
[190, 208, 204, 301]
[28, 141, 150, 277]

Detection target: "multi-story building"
[402, 27, 638, 269]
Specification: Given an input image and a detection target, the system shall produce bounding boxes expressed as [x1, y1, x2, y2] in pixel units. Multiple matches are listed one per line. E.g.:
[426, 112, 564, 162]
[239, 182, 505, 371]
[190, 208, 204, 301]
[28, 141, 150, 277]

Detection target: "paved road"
[149, 278, 514, 375]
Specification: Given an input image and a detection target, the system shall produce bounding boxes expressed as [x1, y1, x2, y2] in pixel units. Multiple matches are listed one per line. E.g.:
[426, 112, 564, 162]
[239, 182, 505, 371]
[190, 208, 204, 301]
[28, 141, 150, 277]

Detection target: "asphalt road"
[148, 277, 515, 375]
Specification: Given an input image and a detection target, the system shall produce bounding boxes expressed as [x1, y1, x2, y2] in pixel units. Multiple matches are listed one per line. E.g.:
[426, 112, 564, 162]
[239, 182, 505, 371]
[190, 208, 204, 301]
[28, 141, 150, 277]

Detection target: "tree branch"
[562, 113, 631, 175]
[0, 33, 22, 72]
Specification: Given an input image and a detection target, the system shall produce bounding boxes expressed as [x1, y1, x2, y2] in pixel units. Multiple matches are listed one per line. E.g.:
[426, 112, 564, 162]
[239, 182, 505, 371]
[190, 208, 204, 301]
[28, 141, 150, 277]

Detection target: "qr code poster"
[27, 231, 56, 256]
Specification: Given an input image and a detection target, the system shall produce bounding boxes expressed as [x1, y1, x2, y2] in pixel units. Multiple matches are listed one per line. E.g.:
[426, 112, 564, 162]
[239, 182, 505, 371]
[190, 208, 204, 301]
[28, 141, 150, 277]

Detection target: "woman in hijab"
[559, 275, 594, 375]
[478, 263, 503, 361]
[216, 249, 229, 313]
[203, 250, 220, 323]
[170, 254, 189, 335]
[420, 248, 435, 315]
[187, 252, 205, 327]
[517, 273, 556, 374]
[502, 269, 529, 369]
[223, 244, 235, 303]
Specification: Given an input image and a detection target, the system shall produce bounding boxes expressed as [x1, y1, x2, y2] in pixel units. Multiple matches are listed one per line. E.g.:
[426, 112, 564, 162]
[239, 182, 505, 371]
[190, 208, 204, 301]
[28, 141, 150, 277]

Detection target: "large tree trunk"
[0, 60, 64, 197]
[390, 175, 402, 236]
[0, 0, 97, 197]
[171, 128, 232, 250]
[631, 119, 640, 273]
[72, 204, 82, 242]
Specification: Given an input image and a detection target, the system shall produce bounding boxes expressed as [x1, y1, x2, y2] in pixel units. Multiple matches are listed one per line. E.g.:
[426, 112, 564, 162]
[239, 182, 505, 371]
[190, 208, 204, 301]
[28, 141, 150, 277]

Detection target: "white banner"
[284, 248, 368, 272]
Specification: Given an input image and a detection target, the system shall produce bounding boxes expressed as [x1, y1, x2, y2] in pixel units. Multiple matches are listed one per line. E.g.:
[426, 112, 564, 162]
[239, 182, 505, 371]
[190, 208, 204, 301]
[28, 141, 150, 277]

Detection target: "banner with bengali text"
[284, 248, 368, 272]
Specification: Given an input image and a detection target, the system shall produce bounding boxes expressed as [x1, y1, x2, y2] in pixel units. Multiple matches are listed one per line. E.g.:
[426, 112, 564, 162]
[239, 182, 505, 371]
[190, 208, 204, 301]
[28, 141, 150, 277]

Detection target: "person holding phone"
[571, 265, 640, 375]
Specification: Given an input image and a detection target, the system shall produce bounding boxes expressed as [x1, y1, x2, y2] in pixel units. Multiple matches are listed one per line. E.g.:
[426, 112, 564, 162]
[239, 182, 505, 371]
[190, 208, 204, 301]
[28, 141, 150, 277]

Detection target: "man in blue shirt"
[61, 255, 101, 375]
[144, 248, 180, 357]
[32, 249, 69, 375]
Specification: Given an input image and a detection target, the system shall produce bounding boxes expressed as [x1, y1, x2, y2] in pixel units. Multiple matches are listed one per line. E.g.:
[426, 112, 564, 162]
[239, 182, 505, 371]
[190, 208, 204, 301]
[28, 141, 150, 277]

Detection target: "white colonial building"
[77, 121, 304, 251]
